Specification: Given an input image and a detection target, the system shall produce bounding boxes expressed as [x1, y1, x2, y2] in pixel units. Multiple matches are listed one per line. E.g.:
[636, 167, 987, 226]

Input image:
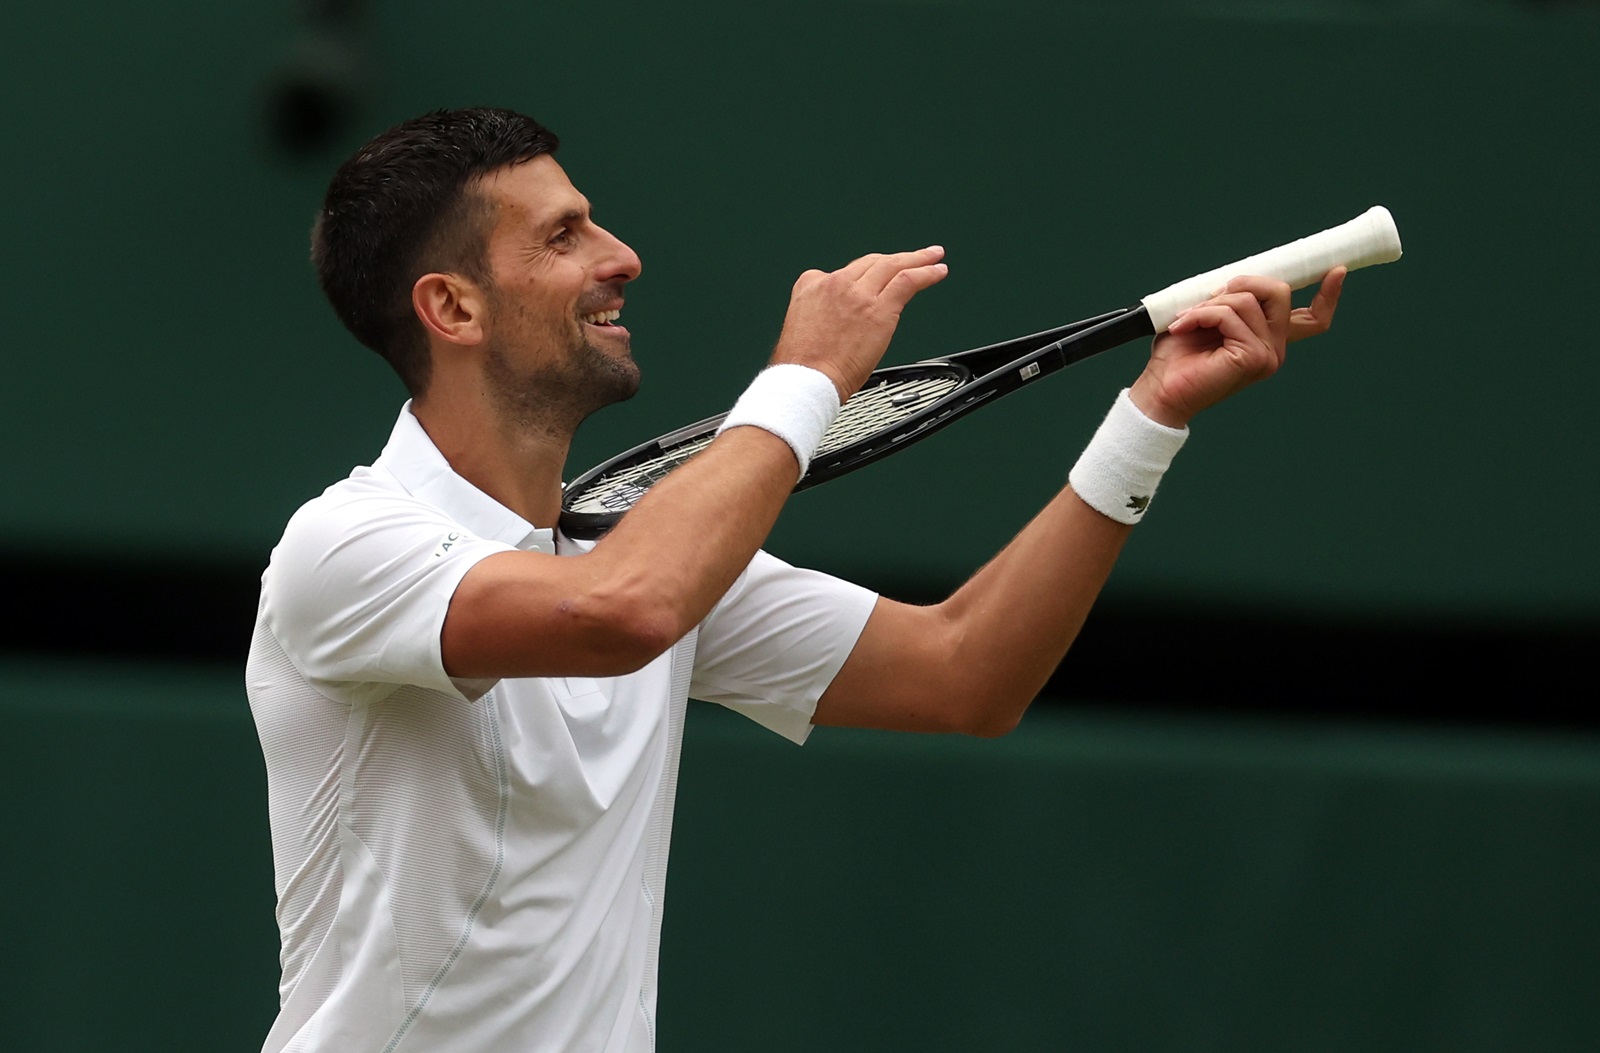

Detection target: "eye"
[550, 225, 576, 248]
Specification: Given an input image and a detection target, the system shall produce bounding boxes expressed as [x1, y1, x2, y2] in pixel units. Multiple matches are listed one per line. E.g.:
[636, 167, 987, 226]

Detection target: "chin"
[609, 365, 642, 404]
[586, 354, 641, 409]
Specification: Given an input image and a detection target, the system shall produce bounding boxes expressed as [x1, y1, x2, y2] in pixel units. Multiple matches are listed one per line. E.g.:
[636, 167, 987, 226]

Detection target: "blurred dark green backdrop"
[3, 1, 1596, 1051]
[8, 0, 1599, 617]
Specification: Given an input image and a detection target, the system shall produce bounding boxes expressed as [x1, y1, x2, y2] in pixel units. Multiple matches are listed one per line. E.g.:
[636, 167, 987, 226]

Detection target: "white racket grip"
[1140, 206, 1402, 333]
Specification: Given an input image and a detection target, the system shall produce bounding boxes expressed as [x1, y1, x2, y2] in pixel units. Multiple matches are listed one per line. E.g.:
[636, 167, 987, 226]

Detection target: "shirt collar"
[373, 402, 557, 554]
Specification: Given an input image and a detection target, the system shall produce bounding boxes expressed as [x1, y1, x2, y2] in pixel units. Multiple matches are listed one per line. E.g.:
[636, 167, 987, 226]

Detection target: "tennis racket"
[559, 206, 1403, 540]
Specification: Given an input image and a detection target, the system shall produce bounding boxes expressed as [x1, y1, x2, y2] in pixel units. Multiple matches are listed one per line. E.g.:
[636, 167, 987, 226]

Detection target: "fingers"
[1219, 274, 1292, 347]
[773, 245, 948, 399]
[1164, 293, 1282, 381]
[1167, 300, 1273, 365]
[798, 246, 949, 309]
[858, 245, 944, 279]
[851, 246, 947, 312]
[833, 252, 887, 282]
[1204, 268, 1346, 346]
[794, 246, 950, 325]
[1169, 291, 1274, 352]
[1288, 266, 1345, 343]
[880, 257, 950, 308]
[1168, 276, 1291, 370]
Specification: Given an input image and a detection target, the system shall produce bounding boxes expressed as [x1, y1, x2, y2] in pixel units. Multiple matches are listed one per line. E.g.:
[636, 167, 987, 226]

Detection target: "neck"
[411, 394, 572, 531]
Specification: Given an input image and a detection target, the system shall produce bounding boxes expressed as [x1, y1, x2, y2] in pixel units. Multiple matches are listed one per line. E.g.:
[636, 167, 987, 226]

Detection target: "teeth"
[581, 309, 621, 325]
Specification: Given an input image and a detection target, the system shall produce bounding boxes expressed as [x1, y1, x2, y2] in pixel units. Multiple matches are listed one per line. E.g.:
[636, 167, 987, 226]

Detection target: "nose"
[594, 224, 642, 284]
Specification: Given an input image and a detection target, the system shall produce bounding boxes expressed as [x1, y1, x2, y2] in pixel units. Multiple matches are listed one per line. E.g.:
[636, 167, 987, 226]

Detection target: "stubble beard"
[482, 324, 640, 442]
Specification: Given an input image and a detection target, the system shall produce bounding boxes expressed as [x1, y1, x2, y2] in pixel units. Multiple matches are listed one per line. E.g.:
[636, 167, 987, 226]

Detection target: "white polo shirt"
[246, 405, 876, 1053]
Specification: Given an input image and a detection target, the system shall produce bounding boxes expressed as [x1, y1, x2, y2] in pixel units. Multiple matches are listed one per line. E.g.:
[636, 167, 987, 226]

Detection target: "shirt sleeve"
[690, 551, 878, 744]
[262, 488, 516, 706]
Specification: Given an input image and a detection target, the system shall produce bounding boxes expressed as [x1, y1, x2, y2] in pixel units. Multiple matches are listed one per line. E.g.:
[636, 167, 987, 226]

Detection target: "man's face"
[474, 156, 644, 432]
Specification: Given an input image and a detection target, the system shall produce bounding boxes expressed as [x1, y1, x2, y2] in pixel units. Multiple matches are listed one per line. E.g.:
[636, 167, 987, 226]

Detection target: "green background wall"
[5, 0, 1598, 617]
[3, 2, 1598, 1051]
[5, 662, 1599, 1051]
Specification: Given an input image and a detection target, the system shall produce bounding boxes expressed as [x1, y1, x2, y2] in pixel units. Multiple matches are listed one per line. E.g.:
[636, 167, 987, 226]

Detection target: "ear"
[412, 272, 489, 347]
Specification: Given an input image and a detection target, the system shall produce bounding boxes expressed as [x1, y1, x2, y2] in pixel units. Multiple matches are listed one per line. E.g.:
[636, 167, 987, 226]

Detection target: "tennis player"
[247, 106, 1343, 1053]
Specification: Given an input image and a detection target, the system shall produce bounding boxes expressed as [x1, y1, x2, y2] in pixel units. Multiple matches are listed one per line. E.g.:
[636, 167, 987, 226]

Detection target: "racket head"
[802, 362, 971, 486]
[560, 361, 974, 538]
[560, 413, 726, 539]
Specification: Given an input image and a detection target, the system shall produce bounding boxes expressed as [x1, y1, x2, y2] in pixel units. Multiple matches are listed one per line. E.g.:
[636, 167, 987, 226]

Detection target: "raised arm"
[813, 269, 1344, 735]
[439, 248, 949, 681]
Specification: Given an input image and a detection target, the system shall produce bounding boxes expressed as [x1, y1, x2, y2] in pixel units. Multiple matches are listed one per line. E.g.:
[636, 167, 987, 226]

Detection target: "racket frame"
[559, 306, 1153, 539]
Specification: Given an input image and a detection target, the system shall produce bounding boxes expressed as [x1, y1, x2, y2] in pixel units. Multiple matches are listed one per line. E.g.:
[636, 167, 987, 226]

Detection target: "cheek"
[500, 286, 572, 330]
[510, 269, 581, 313]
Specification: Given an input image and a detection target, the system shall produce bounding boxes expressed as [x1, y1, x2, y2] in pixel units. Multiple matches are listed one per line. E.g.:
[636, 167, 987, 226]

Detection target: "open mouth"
[580, 309, 622, 327]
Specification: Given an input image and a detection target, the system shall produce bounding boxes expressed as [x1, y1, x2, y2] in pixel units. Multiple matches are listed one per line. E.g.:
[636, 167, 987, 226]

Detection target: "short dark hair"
[311, 107, 560, 395]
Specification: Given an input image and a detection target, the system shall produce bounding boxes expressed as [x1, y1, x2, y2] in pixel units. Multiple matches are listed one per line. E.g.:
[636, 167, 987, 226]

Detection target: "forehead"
[477, 155, 588, 230]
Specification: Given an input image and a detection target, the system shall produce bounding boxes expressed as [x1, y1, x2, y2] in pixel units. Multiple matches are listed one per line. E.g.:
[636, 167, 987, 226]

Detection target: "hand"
[1128, 268, 1345, 429]
[1287, 265, 1344, 344]
[770, 246, 949, 401]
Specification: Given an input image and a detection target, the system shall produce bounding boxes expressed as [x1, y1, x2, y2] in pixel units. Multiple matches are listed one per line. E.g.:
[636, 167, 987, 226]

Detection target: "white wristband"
[717, 364, 842, 481]
[1068, 389, 1190, 524]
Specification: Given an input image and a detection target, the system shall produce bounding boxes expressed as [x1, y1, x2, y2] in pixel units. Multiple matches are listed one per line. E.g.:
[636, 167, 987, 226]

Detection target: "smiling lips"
[580, 308, 622, 326]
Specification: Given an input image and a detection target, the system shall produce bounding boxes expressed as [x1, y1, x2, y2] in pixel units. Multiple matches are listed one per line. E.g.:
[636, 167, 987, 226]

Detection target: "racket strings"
[564, 370, 965, 516]
[565, 434, 716, 514]
[816, 373, 963, 456]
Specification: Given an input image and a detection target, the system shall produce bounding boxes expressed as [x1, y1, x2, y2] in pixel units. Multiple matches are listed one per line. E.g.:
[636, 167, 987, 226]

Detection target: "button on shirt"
[246, 405, 876, 1053]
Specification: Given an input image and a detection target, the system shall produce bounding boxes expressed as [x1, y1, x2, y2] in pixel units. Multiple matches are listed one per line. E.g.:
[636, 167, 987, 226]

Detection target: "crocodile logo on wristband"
[1125, 495, 1151, 515]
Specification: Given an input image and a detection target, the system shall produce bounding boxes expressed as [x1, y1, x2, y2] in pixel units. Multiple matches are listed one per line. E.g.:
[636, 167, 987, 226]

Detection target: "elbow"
[948, 663, 1029, 737]
[548, 558, 703, 675]
[922, 619, 1026, 738]
[622, 607, 686, 668]
[585, 599, 685, 674]
[444, 551, 696, 679]
[928, 677, 1026, 738]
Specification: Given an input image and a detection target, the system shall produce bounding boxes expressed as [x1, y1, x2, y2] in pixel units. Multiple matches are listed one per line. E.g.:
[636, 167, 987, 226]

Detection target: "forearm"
[933, 486, 1132, 731]
[818, 386, 1190, 734]
[816, 484, 1132, 736]
[586, 426, 804, 636]
[443, 427, 800, 679]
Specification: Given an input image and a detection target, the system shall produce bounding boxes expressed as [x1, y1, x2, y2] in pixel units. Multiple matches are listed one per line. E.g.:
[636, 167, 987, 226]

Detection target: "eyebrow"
[539, 206, 589, 235]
